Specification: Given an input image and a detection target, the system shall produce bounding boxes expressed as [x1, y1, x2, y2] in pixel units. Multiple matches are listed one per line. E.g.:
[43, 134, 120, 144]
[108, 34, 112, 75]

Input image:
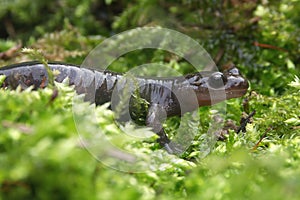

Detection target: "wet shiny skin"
[0, 62, 249, 153]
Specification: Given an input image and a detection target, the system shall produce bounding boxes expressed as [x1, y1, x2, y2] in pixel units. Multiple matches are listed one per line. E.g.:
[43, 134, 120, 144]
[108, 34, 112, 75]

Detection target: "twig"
[214, 48, 225, 65]
[251, 126, 273, 152]
[46, 88, 59, 106]
[253, 41, 288, 53]
[0, 43, 22, 60]
[236, 110, 256, 134]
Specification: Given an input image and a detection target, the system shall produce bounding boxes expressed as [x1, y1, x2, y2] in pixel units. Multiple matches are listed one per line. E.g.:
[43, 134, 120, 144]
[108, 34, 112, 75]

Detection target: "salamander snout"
[207, 67, 249, 96]
[225, 67, 249, 89]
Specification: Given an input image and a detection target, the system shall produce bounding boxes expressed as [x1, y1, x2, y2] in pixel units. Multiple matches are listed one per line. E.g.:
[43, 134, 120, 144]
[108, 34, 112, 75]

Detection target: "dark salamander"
[0, 61, 248, 153]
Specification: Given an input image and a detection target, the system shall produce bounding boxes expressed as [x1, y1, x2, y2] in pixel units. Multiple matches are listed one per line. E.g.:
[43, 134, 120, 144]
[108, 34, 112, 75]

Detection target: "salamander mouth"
[196, 80, 248, 106]
[225, 88, 248, 97]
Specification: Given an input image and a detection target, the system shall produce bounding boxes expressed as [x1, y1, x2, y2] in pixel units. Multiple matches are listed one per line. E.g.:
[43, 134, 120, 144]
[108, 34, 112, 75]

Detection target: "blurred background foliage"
[0, 0, 299, 94]
[0, 0, 300, 199]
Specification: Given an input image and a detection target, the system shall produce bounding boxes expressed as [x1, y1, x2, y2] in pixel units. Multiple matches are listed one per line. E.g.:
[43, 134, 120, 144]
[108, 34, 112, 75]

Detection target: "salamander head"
[187, 67, 249, 106]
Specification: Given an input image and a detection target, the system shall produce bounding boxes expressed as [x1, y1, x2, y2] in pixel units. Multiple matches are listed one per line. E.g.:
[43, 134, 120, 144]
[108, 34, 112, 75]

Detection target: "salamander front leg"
[146, 104, 179, 154]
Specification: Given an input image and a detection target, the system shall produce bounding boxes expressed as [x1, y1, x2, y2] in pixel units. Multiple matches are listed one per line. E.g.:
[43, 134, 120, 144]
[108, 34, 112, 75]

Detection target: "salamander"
[0, 61, 249, 153]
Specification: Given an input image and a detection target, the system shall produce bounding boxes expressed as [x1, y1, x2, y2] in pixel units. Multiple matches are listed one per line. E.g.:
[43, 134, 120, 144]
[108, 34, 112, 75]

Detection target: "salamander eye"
[208, 72, 227, 89]
[228, 68, 240, 76]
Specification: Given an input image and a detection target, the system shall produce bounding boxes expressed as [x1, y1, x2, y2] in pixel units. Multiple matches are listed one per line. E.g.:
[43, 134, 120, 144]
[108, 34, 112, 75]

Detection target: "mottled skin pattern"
[0, 61, 249, 153]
